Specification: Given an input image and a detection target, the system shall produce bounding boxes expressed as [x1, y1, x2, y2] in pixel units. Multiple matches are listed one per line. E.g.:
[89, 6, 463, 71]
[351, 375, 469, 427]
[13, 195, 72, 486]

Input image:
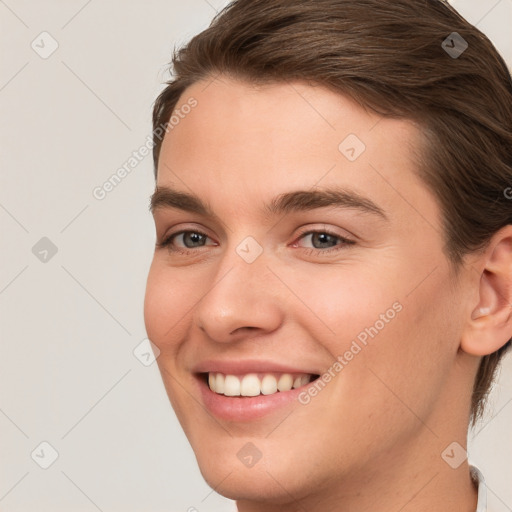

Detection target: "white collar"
[470, 465, 487, 512]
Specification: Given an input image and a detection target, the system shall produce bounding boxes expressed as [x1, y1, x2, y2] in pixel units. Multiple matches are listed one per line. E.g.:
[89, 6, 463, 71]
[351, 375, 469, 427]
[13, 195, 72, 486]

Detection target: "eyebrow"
[149, 185, 387, 220]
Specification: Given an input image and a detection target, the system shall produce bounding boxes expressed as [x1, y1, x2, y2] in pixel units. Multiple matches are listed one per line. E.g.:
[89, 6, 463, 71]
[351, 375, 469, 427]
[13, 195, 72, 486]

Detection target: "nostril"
[229, 326, 259, 336]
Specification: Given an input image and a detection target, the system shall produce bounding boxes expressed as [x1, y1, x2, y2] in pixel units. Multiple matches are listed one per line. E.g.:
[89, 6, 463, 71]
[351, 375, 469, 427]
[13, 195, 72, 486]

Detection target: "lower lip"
[197, 376, 310, 421]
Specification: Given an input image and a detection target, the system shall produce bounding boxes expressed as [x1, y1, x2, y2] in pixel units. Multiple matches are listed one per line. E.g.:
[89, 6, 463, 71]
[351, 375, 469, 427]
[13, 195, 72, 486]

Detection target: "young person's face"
[144, 77, 479, 506]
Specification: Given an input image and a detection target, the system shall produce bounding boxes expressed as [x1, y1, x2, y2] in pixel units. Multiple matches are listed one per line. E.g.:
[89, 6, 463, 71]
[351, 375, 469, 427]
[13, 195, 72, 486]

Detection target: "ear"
[461, 226, 512, 356]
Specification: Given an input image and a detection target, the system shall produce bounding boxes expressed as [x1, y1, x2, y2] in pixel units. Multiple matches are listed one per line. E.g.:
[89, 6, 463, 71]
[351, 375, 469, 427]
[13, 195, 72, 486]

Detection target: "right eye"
[156, 230, 217, 253]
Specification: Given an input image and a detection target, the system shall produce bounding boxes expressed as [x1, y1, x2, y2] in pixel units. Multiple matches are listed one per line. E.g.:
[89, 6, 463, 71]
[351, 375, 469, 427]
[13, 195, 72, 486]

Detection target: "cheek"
[143, 260, 199, 351]
[144, 260, 206, 430]
[290, 259, 458, 424]
[288, 262, 403, 350]
[347, 269, 459, 428]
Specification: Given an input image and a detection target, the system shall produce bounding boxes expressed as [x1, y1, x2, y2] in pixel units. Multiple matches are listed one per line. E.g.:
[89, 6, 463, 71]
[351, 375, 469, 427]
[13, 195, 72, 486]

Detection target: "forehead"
[161, 77, 393, 166]
[157, 76, 439, 230]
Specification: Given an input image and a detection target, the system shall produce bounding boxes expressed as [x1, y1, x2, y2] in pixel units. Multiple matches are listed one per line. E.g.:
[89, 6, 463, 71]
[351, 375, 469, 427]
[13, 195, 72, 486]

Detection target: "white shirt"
[471, 465, 487, 512]
[472, 466, 512, 512]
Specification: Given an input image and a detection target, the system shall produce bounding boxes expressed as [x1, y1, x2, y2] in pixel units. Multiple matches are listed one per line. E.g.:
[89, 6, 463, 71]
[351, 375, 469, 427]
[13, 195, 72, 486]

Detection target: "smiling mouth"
[203, 372, 320, 397]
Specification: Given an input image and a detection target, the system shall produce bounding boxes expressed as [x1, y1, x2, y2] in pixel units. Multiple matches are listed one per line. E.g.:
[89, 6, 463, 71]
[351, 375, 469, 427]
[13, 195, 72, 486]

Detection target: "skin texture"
[144, 77, 512, 511]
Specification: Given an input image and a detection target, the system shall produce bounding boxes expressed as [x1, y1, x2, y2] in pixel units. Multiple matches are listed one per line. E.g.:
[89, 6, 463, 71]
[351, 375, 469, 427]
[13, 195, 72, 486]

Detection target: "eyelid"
[157, 221, 215, 241]
[293, 224, 356, 243]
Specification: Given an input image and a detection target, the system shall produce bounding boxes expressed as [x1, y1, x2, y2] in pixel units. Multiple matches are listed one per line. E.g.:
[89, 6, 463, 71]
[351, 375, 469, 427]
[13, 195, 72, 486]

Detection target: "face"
[144, 77, 475, 506]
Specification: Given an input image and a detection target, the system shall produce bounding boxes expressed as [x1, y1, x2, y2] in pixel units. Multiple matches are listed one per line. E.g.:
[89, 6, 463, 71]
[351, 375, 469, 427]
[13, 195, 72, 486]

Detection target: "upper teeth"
[208, 372, 312, 396]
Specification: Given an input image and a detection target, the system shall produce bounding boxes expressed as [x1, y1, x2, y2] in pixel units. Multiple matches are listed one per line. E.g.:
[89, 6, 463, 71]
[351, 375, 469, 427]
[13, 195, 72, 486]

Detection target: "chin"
[196, 454, 309, 504]
[189, 434, 331, 505]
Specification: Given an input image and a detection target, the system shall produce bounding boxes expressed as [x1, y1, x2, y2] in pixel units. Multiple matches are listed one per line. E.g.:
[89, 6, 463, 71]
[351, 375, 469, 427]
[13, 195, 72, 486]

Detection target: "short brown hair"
[152, 0, 512, 423]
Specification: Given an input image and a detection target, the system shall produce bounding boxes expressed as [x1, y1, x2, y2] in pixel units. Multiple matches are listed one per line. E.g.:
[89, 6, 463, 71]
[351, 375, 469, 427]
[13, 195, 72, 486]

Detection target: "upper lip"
[192, 359, 320, 375]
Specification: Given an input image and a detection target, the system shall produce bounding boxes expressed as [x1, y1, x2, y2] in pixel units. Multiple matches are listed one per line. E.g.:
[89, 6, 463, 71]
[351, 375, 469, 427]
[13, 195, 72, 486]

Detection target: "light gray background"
[0, 1, 511, 511]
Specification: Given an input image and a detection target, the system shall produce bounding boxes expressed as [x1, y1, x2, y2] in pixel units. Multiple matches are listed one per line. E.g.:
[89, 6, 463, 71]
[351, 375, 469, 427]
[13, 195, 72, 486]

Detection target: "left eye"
[293, 229, 355, 251]
[174, 231, 210, 248]
[298, 231, 341, 249]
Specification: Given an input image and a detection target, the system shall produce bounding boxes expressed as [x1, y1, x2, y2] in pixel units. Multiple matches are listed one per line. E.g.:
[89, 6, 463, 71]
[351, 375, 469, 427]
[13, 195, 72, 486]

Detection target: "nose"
[193, 250, 283, 343]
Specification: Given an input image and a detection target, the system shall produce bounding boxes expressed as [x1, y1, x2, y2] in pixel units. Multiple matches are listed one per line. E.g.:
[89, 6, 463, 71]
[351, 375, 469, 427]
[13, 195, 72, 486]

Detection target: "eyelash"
[156, 228, 355, 256]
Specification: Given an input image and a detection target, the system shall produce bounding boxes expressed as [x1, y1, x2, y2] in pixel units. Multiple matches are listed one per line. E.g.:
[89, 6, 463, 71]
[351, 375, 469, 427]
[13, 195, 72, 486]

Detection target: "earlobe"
[461, 227, 512, 357]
